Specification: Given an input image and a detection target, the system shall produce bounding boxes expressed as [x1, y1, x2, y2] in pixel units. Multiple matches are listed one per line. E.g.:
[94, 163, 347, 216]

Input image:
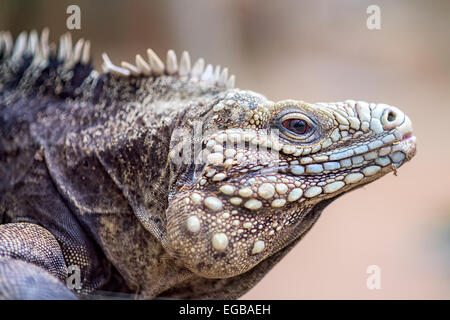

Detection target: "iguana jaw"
[165, 97, 416, 279]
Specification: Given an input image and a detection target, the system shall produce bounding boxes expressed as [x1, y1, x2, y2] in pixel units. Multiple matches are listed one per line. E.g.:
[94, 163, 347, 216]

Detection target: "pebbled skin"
[0, 258, 76, 300]
[0, 30, 416, 299]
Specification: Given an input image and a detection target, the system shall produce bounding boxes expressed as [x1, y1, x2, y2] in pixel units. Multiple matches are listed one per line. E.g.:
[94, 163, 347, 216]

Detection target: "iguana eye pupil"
[282, 119, 310, 135]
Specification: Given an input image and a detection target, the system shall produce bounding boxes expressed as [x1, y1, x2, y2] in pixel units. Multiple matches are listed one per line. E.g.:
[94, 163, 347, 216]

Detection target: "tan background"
[1, 0, 449, 299]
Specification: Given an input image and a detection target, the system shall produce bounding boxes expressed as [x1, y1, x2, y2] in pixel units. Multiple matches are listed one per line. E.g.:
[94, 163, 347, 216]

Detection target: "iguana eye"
[277, 111, 317, 143]
[282, 119, 310, 135]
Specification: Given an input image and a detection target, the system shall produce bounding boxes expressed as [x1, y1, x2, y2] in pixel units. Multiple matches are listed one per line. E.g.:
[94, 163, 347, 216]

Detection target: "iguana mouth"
[201, 129, 416, 181]
[401, 132, 413, 141]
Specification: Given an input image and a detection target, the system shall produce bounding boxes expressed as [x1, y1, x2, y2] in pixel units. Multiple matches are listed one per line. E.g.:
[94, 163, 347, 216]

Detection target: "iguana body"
[0, 30, 416, 299]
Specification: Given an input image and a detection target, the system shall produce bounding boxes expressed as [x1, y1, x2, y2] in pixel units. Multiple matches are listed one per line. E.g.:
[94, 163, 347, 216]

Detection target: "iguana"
[0, 29, 416, 299]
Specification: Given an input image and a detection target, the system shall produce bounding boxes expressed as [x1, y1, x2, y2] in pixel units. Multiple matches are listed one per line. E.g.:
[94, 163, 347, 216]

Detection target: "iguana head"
[165, 89, 416, 279]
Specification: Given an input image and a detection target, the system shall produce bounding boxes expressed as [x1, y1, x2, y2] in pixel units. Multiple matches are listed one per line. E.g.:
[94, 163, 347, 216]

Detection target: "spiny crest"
[102, 49, 235, 88]
[0, 29, 235, 89]
[0, 28, 91, 67]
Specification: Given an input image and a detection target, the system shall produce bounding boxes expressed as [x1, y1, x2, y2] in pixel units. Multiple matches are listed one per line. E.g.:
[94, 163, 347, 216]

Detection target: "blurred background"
[1, 0, 449, 299]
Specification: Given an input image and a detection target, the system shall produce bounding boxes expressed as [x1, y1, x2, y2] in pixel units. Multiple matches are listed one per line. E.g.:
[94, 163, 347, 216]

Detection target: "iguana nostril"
[387, 110, 396, 122]
[381, 107, 404, 130]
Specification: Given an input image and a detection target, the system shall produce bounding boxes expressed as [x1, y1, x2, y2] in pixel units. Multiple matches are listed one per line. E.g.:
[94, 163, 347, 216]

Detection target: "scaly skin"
[164, 95, 416, 279]
[0, 30, 416, 299]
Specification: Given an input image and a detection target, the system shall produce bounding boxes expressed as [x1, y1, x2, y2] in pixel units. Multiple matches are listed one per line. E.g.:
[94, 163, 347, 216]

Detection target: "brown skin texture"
[0, 31, 416, 299]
